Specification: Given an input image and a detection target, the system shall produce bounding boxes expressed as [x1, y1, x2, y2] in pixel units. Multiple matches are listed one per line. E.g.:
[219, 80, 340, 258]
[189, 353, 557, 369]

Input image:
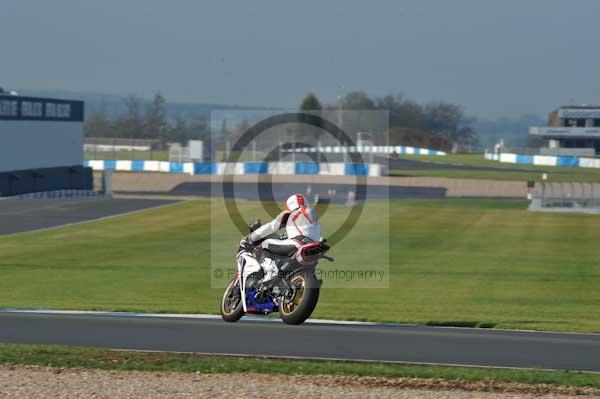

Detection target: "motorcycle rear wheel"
[220, 276, 244, 322]
[279, 269, 320, 325]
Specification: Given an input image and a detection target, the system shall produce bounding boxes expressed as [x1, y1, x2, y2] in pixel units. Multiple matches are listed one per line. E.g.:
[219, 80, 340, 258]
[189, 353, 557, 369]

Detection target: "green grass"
[1, 343, 599, 390]
[390, 168, 600, 182]
[390, 198, 529, 210]
[391, 153, 600, 182]
[1, 199, 600, 332]
[396, 153, 556, 170]
[84, 150, 170, 161]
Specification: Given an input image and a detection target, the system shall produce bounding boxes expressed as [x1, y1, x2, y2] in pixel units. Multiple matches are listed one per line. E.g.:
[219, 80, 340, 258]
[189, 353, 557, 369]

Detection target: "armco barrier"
[84, 160, 384, 177]
[484, 152, 598, 169]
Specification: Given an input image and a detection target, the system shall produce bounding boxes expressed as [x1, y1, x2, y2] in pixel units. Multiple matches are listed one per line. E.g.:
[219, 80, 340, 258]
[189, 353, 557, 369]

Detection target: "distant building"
[0, 93, 91, 196]
[530, 105, 600, 156]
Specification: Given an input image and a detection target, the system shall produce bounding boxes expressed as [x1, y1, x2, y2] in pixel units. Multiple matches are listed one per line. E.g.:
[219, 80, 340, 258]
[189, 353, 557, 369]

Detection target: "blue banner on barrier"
[83, 160, 89, 167]
[131, 160, 145, 171]
[244, 162, 268, 174]
[516, 154, 534, 165]
[295, 162, 319, 175]
[169, 162, 184, 173]
[193, 162, 215, 175]
[104, 160, 116, 170]
[345, 163, 369, 176]
[557, 156, 579, 167]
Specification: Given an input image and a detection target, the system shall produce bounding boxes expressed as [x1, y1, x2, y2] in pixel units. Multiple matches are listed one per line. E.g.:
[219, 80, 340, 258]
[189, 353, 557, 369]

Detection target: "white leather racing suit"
[237, 205, 321, 301]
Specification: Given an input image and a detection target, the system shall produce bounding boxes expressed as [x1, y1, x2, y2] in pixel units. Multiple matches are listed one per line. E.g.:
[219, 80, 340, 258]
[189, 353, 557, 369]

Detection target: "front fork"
[236, 254, 248, 312]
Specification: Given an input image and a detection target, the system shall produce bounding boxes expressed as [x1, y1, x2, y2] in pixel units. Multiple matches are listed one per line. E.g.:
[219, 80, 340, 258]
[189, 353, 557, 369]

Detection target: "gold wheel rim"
[222, 279, 240, 315]
[281, 275, 305, 315]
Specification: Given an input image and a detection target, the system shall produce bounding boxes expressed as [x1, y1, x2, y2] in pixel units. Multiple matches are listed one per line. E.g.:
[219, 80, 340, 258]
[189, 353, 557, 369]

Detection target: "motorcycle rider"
[237, 193, 322, 292]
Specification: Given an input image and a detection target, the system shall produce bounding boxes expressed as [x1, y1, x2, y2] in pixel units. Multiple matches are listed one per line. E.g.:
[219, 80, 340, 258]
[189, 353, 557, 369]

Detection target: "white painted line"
[0, 200, 186, 238]
[0, 309, 383, 326]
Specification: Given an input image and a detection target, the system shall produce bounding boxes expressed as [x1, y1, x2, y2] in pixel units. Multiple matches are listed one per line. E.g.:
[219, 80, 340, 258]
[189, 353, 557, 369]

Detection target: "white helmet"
[286, 193, 307, 211]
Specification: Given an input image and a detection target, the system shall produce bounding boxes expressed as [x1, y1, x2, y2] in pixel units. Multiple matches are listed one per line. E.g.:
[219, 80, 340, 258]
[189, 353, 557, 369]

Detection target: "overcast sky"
[2, 0, 599, 118]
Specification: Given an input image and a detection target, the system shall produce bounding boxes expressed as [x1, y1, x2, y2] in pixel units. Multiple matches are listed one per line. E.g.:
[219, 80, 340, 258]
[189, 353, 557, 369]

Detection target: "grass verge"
[390, 153, 600, 182]
[1, 343, 599, 390]
[390, 168, 600, 182]
[2, 199, 600, 332]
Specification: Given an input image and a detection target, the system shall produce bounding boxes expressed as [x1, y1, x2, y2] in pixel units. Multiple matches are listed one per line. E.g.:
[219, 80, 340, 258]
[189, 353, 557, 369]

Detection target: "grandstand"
[530, 105, 600, 157]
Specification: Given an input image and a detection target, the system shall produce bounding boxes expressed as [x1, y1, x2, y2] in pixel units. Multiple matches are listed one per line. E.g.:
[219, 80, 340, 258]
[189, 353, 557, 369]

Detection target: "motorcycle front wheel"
[220, 275, 244, 322]
[279, 269, 320, 325]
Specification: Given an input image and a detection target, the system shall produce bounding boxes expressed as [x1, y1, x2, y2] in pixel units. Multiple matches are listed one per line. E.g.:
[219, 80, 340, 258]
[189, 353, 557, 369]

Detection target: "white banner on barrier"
[268, 162, 294, 175]
[319, 162, 345, 175]
[369, 164, 382, 177]
[533, 155, 557, 167]
[143, 161, 160, 172]
[115, 160, 132, 171]
[158, 161, 170, 173]
[88, 160, 104, 170]
[499, 153, 517, 163]
[580, 158, 600, 168]
[183, 162, 194, 175]
[221, 162, 245, 175]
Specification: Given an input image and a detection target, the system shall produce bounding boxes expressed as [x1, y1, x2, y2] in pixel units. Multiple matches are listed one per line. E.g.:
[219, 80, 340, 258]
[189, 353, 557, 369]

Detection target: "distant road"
[1, 312, 600, 372]
[0, 198, 178, 235]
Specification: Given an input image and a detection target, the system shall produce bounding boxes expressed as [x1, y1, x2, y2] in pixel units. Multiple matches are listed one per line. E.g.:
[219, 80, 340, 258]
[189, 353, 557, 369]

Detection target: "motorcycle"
[220, 219, 333, 325]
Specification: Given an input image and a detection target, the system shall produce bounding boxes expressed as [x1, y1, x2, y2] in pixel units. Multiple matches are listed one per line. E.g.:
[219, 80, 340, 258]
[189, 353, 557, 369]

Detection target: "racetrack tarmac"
[1, 312, 600, 372]
[0, 197, 179, 235]
[147, 182, 447, 202]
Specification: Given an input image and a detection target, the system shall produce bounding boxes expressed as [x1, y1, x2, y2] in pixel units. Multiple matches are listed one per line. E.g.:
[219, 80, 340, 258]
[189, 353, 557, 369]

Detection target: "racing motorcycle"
[220, 219, 333, 325]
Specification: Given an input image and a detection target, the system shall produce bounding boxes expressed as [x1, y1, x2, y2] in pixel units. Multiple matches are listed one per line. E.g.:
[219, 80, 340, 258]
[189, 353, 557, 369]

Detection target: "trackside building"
[0, 94, 92, 196]
[530, 105, 600, 156]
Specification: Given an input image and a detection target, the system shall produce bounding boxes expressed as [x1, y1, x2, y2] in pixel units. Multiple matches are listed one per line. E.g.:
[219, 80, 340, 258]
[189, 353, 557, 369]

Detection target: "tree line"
[315, 91, 478, 152]
[84, 93, 208, 147]
[224, 91, 478, 152]
[85, 91, 478, 152]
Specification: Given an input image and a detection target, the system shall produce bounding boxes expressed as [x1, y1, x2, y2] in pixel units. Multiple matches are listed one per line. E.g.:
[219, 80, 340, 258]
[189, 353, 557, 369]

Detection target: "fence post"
[102, 169, 113, 195]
